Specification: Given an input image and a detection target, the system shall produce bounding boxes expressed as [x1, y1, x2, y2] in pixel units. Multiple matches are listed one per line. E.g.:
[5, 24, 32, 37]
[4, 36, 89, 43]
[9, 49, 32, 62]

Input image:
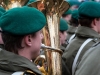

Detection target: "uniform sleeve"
[62, 59, 71, 75]
[75, 45, 100, 75]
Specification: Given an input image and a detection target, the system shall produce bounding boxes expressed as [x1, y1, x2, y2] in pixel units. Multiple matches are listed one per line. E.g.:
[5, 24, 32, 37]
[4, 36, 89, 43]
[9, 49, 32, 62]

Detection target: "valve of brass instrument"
[34, 55, 48, 75]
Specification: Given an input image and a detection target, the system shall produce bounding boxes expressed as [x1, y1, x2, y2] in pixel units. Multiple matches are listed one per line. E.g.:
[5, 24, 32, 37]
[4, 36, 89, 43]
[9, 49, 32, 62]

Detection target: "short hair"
[70, 18, 79, 27]
[79, 18, 94, 28]
[78, 15, 100, 28]
[2, 33, 36, 54]
[60, 30, 65, 33]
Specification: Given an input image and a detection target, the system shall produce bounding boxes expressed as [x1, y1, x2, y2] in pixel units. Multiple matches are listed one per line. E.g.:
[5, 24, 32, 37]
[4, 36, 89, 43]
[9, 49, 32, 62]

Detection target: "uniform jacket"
[0, 49, 42, 75]
[62, 26, 100, 74]
[75, 42, 100, 75]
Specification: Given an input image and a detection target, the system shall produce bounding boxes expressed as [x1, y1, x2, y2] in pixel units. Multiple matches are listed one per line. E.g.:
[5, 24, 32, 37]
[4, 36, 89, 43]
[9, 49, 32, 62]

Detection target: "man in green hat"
[0, 6, 46, 75]
[74, 1, 100, 75]
[62, 9, 79, 75]
[57, 18, 70, 75]
[62, 1, 100, 75]
[60, 18, 69, 52]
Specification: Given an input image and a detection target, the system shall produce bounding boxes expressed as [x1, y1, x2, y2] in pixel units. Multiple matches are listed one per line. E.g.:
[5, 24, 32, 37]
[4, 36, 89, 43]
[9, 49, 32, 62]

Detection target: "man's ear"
[24, 35, 32, 47]
[91, 18, 98, 33]
[92, 19, 97, 27]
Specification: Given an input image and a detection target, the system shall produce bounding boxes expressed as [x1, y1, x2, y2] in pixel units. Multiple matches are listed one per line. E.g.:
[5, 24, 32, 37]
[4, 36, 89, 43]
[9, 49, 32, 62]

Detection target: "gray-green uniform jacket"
[67, 26, 77, 42]
[62, 26, 100, 74]
[75, 42, 100, 75]
[0, 49, 42, 75]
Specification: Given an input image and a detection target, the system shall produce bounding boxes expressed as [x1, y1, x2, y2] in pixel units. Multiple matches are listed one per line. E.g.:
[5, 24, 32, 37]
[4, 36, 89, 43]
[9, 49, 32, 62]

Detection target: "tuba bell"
[28, 0, 70, 75]
[0, 0, 29, 10]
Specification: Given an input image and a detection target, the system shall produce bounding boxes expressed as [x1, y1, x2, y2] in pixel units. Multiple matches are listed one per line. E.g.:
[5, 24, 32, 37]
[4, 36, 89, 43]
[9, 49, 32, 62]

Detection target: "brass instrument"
[28, 0, 70, 75]
[0, 0, 29, 10]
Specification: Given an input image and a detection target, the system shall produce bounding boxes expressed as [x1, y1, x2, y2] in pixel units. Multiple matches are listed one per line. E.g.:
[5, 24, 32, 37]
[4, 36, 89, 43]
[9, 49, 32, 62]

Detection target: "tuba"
[28, 0, 70, 75]
[0, 0, 29, 10]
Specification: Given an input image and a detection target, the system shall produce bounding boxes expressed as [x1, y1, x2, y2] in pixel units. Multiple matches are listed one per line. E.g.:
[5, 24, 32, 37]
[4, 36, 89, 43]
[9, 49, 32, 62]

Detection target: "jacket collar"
[0, 50, 42, 75]
[75, 26, 100, 38]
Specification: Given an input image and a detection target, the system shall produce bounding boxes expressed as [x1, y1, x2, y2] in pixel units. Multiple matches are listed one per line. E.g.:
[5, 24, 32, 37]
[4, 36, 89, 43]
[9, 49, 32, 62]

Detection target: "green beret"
[72, 9, 79, 20]
[0, 11, 3, 17]
[0, 6, 46, 35]
[78, 1, 100, 18]
[0, 7, 6, 13]
[60, 18, 68, 31]
[0, 7, 5, 17]
[63, 9, 72, 15]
